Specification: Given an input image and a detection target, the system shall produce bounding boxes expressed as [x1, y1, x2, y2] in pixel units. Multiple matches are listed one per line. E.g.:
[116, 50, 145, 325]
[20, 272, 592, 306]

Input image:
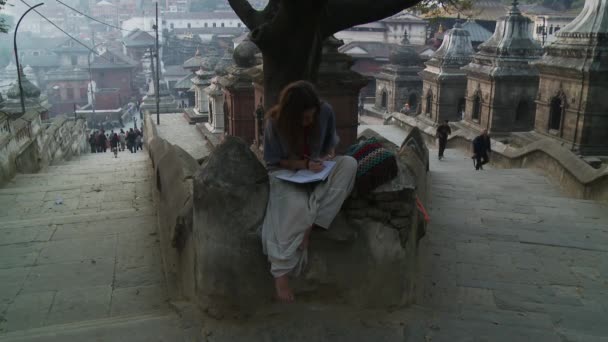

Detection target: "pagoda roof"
[427, 20, 474, 69]
[123, 29, 155, 48]
[52, 38, 92, 54]
[183, 49, 205, 69]
[461, 19, 493, 43]
[90, 49, 137, 69]
[382, 11, 427, 24]
[174, 73, 195, 89]
[339, 41, 391, 60]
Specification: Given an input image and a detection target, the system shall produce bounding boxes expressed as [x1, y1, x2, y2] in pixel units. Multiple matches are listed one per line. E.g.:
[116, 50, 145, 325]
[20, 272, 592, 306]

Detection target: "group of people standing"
[88, 128, 143, 157]
[435, 120, 492, 170]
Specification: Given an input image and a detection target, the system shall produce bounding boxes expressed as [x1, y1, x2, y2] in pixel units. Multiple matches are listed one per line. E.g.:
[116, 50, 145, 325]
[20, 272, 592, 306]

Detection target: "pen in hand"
[303, 155, 322, 163]
[303, 155, 324, 173]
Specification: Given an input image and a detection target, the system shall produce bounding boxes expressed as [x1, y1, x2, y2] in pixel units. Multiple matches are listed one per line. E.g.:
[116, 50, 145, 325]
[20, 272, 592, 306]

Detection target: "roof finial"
[510, 0, 521, 14]
[455, 13, 463, 27]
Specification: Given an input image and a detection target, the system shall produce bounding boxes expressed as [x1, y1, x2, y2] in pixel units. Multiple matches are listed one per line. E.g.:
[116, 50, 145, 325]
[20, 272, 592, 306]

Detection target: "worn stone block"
[364, 207, 391, 222]
[188, 136, 429, 313]
[343, 198, 369, 210]
[390, 217, 411, 229]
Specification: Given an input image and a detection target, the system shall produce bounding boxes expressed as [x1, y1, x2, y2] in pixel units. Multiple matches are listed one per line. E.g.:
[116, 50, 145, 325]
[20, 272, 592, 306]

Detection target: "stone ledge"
[143, 113, 201, 301]
[195, 123, 222, 149]
[388, 112, 608, 201]
[143, 112, 431, 313]
[191, 133, 429, 313]
[183, 108, 208, 125]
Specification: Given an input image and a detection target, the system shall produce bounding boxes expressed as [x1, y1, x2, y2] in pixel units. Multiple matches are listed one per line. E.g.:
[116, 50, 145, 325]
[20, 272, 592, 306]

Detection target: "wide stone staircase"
[2, 121, 607, 341]
[0, 150, 197, 341]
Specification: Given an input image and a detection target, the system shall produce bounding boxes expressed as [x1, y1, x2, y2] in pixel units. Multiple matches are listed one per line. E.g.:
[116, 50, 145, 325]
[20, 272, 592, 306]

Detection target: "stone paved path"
[155, 113, 210, 160]
[360, 124, 608, 341]
[0, 150, 196, 341]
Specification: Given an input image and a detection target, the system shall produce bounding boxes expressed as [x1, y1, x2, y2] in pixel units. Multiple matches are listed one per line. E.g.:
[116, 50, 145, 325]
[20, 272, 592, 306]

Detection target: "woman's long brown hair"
[266, 80, 321, 155]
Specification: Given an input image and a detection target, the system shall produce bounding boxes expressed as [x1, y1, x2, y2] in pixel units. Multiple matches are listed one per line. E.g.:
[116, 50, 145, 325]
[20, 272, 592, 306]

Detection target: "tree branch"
[261, 0, 280, 22]
[323, 0, 423, 37]
[227, 0, 263, 30]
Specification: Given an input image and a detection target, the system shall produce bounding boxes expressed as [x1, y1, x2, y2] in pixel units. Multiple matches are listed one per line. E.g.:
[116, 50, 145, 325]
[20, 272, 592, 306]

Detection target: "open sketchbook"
[275, 161, 336, 184]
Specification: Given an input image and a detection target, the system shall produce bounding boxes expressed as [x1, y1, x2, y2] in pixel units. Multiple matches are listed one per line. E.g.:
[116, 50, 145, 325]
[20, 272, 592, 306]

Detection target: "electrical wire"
[20, 0, 114, 63]
[54, 0, 155, 33]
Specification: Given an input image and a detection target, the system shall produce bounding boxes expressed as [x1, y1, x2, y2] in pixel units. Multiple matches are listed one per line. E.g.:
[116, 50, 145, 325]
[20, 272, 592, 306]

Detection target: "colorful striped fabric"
[346, 138, 398, 193]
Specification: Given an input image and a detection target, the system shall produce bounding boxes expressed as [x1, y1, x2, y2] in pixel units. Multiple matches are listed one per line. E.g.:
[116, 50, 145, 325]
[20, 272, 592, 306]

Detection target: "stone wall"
[388, 112, 608, 201]
[143, 113, 431, 314]
[0, 112, 88, 186]
[190, 133, 429, 314]
[143, 113, 201, 302]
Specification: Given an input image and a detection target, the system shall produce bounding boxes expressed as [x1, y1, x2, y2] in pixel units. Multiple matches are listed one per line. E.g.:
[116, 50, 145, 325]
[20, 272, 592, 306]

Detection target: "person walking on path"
[261, 81, 357, 303]
[119, 129, 126, 151]
[105, 133, 111, 152]
[89, 133, 96, 153]
[97, 130, 108, 153]
[134, 128, 143, 151]
[472, 129, 492, 170]
[110, 130, 120, 158]
[127, 128, 137, 153]
[95, 131, 102, 153]
[436, 120, 451, 160]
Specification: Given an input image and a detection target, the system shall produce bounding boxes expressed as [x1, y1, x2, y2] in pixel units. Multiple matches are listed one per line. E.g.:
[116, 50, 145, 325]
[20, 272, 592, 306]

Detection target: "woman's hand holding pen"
[304, 155, 324, 173]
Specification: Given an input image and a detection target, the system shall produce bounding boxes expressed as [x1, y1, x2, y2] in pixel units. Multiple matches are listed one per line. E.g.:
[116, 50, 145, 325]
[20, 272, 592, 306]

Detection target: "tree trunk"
[229, 0, 422, 109]
[259, 34, 324, 109]
[251, 2, 326, 109]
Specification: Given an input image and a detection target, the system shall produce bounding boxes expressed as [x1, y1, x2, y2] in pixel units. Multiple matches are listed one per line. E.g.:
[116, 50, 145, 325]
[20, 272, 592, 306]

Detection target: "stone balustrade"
[0, 112, 88, 185]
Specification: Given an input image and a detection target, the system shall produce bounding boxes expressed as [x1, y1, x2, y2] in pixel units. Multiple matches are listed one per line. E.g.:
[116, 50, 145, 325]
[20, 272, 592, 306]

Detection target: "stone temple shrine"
[374, 33, 423, 115]
[419, 18, 474, 124]
[462, 0, 543, 133]
[533, 0, 608, 155]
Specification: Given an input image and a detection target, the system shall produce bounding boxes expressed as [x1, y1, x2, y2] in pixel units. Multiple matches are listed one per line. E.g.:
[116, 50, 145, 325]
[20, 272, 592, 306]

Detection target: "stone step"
[1, 175, 152, 190]
[7, 167, 150, 185]
[0, 311, 198, 342]
[45, 155, 149, 168]
[0, 146, 173, 339]
[0, 200, 154, 224]
[0, 207, 156, 228]
[0, 178, 151, 196]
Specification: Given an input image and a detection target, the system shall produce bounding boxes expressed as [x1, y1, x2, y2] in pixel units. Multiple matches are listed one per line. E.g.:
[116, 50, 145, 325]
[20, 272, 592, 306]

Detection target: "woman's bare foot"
[299, 227, 312, 251]
[274, 275, 294, 302]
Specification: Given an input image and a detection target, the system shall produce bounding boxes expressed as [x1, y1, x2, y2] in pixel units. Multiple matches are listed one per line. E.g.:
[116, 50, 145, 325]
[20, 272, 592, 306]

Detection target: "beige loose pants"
[261, 156, 357, 278]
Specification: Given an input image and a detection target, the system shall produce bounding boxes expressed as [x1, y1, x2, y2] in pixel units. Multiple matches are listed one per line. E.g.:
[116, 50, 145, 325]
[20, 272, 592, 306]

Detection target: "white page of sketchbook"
[274, 161, 336, 184]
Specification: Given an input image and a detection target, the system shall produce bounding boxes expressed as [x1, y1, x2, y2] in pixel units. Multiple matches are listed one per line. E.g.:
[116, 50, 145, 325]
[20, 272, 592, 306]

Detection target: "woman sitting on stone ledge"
[262, 81, 358, 303]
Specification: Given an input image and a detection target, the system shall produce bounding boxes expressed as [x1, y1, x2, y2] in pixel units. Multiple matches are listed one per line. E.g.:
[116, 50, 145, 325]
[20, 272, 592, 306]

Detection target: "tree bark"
[229, 0, 422, 109]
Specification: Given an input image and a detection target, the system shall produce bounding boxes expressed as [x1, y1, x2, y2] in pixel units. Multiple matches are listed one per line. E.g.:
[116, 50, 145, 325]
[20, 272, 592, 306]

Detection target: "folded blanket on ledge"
[346, 137, 398, 194]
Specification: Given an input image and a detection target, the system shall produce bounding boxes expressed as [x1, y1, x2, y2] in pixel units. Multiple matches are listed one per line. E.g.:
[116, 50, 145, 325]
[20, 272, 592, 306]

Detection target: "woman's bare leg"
[299, 226, 313, 251]
[275, 275, 294, 302]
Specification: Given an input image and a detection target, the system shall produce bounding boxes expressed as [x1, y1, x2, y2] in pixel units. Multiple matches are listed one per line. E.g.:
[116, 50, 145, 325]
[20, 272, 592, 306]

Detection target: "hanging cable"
[20, 0, 114, 63]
